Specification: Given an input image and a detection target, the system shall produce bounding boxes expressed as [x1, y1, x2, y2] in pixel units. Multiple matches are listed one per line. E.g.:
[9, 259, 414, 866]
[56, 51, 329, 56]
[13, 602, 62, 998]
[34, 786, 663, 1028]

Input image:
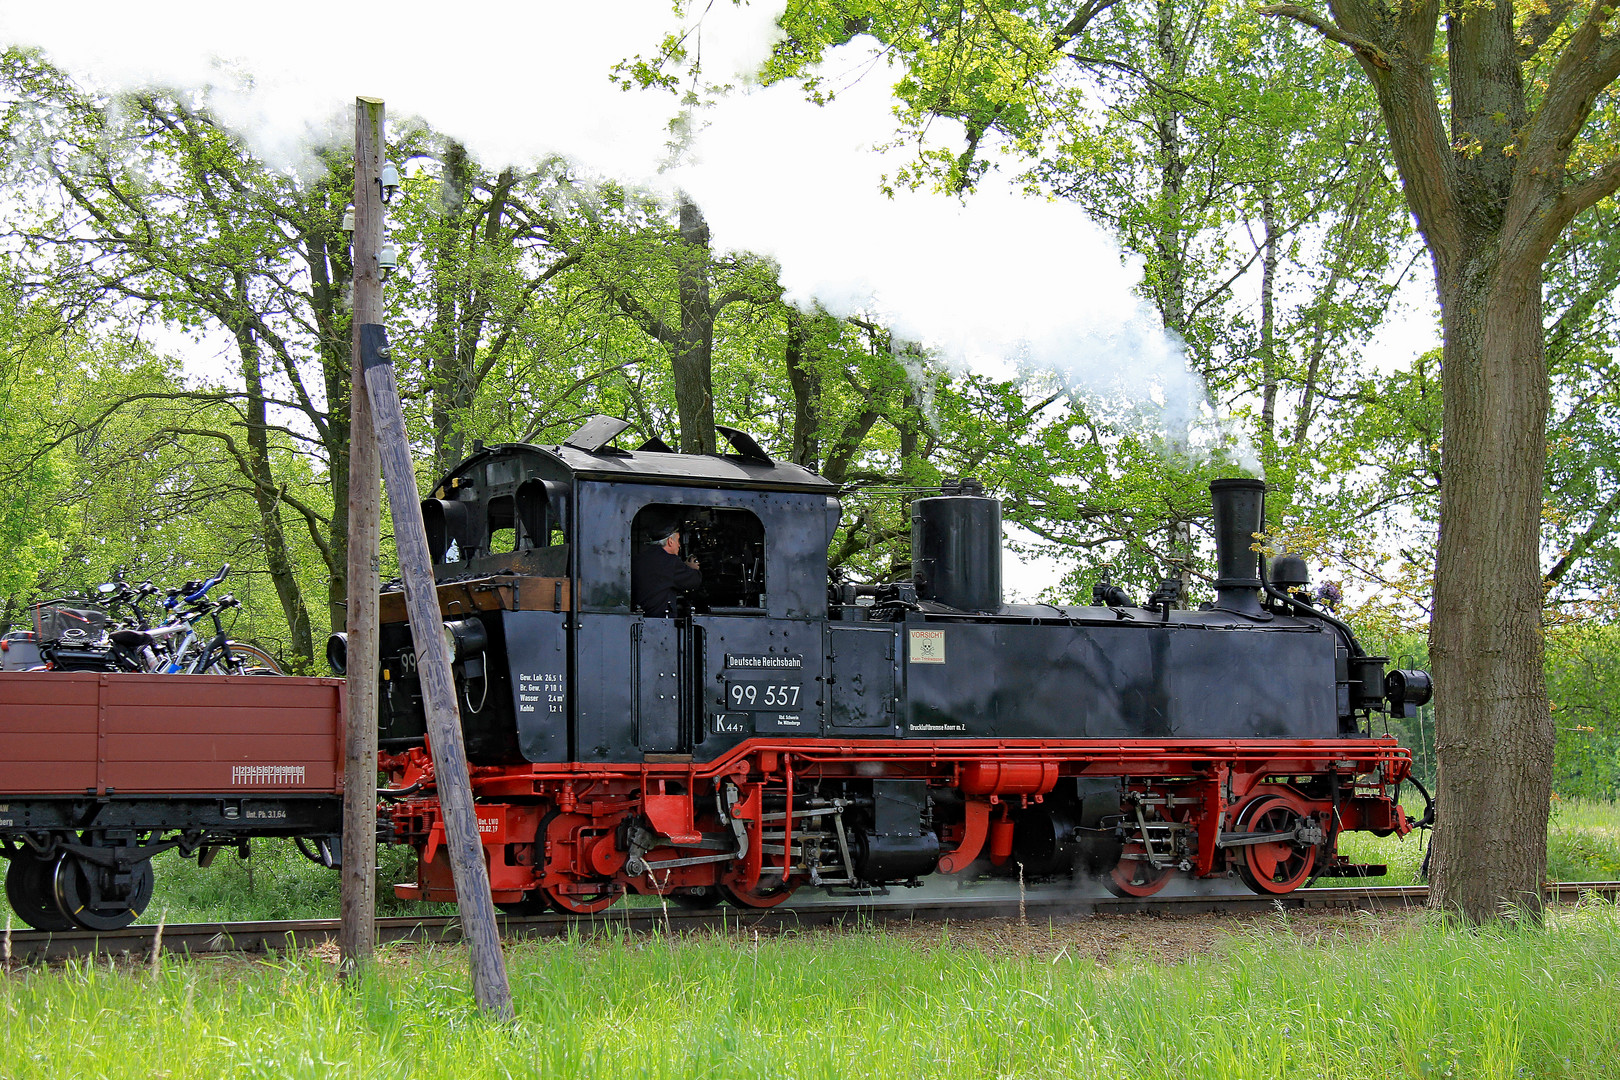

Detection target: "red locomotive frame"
[383, 735, 1413, 912]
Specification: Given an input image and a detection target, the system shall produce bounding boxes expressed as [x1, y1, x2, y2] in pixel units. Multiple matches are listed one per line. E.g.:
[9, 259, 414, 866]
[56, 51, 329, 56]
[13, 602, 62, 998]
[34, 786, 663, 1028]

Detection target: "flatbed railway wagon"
[0, 672, 344, 930]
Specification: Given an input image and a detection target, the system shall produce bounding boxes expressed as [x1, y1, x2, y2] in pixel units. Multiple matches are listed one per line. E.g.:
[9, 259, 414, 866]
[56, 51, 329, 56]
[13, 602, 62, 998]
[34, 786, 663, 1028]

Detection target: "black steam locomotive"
[366, 416, 1429, 912]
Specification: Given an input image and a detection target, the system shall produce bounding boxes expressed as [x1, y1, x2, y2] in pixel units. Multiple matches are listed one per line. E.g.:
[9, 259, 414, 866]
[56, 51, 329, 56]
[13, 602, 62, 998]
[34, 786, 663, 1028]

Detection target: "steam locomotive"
[365, 416, 1431, 912]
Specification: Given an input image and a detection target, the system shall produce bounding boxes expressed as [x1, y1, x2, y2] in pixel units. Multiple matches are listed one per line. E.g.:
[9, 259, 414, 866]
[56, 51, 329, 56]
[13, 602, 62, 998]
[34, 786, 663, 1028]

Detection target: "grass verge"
[2, 904, 1618, 1079]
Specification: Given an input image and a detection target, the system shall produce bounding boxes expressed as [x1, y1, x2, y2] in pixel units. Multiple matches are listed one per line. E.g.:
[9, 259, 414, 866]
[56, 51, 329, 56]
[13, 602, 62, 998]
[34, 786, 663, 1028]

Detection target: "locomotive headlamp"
[442, 618, 488, 662]
[1384, 668, 1434, 717]
[325, 631, 348, 676]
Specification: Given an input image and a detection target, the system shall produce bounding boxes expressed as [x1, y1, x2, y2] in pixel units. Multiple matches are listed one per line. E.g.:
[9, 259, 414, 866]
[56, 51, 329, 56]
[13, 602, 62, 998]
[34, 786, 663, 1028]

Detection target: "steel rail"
[5, 882, 1617, 964]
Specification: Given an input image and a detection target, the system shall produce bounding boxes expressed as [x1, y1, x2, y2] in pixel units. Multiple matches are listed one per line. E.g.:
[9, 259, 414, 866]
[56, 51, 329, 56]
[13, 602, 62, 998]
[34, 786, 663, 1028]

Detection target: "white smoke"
[2, 2, 1217, 436]
[0, 1, 778, 179]
[671, 44, 1209, 430]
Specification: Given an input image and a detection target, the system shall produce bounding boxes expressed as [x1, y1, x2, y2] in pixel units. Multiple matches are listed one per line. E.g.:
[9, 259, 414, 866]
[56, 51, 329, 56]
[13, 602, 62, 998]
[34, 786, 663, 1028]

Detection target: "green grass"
[1337, 797, 1620, 886]
[121, 841, 455, 924]
[2, 903, 1620, 1078]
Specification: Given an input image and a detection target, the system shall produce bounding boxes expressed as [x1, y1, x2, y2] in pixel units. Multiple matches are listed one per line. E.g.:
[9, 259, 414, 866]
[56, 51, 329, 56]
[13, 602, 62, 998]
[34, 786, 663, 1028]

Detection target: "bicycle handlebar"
[183, 564, 230, 605]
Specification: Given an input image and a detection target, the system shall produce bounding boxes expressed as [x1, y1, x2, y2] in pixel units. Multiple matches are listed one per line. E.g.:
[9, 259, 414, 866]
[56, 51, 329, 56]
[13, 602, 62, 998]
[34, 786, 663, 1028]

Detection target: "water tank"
[911, 481, 1003, 613]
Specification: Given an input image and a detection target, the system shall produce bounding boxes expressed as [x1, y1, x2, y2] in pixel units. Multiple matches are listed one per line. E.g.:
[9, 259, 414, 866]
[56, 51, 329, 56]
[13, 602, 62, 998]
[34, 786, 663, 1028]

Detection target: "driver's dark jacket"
[631, 544, 702, 617]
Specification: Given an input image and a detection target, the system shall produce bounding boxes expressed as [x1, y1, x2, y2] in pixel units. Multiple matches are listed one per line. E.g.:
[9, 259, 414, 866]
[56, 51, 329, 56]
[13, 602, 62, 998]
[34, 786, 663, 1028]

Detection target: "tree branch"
[1545, 485, 1620, 585]
[1518, 0, 1578, 59]
[1256, 5, 1390, 69]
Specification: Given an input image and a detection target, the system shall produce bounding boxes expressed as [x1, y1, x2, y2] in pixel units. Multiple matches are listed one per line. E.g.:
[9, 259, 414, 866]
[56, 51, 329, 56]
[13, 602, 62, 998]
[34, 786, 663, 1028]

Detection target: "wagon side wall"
[0, 672, 346, 796]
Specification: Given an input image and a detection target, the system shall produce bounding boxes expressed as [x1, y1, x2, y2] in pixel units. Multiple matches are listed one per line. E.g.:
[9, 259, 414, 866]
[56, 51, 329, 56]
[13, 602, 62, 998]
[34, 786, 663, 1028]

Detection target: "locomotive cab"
[630, 503, 767, 613]
[373, 416, 840, 767]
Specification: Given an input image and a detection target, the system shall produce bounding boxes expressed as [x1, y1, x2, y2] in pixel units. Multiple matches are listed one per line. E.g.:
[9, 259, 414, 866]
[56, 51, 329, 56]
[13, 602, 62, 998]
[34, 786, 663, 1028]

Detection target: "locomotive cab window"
[487, 495, 517, 553]
[631, 504, 765, 613]
[420, 466, 570, 577]
[515, 479, 566, 549]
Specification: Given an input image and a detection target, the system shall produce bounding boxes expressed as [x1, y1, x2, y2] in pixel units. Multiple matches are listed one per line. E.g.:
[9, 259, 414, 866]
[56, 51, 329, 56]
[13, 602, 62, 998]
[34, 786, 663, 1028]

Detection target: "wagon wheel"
[1236, 795, 1319, 896]
[544, 882, 624, 915]
[203, 642, 284, 676]
[52, 854, 154, 931]
[719, 878, 798, 909]
[4, 852, 75, 932]
[1102, 839, 1174, 898]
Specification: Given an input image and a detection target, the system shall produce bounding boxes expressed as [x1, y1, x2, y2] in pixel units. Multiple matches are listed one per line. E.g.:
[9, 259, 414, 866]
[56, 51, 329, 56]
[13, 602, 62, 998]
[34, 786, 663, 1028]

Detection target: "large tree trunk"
[1258, 184, 1280, 480]
[1150, 0, 1188, 338]
[430, 142, 472, 475]
[234, 321, 315, 667]
[784, 307, 822, 470]
[1426, 248, 1554, 919]
[673, 197, 718, 454]
[327, 384, 352, 634]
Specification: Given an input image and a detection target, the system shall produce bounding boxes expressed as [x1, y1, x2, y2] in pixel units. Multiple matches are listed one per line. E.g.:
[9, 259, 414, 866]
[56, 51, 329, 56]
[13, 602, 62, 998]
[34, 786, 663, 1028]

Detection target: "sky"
[1, 1, 1440, 600]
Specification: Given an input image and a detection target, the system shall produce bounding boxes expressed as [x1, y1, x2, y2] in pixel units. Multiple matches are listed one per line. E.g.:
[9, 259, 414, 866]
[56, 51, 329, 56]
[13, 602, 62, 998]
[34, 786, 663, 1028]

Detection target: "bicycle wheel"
[204, 642, 284, 675]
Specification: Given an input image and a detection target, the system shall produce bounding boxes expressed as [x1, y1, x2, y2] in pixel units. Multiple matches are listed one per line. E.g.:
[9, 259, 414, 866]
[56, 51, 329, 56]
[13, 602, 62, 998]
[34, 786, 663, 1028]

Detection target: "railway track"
[6, 881, 1618, 963]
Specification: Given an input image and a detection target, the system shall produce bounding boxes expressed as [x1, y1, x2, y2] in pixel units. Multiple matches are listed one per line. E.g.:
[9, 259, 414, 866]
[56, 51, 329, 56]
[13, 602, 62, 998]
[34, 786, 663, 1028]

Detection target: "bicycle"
[106, 565, 283, 675]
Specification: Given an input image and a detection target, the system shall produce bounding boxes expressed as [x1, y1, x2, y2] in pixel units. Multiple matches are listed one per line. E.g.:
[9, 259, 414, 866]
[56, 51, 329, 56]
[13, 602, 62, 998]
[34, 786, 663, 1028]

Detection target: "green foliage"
[7, 10, 1620, 812]
[1545, 626, 1620, 800]
[127, 840, 449, 924]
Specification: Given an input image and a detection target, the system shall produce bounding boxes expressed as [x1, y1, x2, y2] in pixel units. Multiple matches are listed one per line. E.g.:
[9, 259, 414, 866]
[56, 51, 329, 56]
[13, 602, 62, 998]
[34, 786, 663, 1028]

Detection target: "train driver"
[632, 514, 702, 617]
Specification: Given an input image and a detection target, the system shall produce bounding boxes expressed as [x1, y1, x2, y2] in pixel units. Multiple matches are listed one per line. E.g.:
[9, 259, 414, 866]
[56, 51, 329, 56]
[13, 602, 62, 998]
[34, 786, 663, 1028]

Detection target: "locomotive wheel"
[495, 894, 551, 917]
[669, 886, 724, 910]
[1102, 840, 1173, 898]
[52, 854, 154, 931]
[719, 879, 797, 908]
[544, 883, 624, 914]
[1236, 796, 1319, 896]
[4, 852, 75, 932]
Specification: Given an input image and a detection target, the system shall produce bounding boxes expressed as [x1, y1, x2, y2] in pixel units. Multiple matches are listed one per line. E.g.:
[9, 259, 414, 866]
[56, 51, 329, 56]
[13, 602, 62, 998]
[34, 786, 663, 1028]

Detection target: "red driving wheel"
[719, 877, 798, 908]
[1236, 795, 1320, 895]
[544, 882, 624, 914]
[1103, 838, 1174, 898]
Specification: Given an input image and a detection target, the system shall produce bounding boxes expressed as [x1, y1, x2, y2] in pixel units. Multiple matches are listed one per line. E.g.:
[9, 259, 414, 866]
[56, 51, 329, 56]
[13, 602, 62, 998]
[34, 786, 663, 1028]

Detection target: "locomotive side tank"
[373, 417, 1429, 912]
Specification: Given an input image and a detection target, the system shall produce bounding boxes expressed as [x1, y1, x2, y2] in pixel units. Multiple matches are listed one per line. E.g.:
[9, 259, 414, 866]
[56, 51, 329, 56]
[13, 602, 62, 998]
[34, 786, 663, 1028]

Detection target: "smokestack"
[1209, 478, 1266, 616]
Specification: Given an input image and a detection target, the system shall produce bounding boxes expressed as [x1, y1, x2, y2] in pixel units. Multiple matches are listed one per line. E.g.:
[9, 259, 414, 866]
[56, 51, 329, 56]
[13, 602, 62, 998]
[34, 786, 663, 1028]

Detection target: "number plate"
[725, 679, 804, 712]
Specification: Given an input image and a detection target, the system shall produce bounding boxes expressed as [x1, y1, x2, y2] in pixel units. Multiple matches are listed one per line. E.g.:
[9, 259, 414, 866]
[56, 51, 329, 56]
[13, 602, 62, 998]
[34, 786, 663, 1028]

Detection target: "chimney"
[1209, 478, 1266, 616]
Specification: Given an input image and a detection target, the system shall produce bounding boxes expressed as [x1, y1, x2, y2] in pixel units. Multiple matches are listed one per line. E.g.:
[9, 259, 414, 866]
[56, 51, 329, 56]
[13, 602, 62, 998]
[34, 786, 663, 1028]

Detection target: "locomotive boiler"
[367, 416, 1430, 912]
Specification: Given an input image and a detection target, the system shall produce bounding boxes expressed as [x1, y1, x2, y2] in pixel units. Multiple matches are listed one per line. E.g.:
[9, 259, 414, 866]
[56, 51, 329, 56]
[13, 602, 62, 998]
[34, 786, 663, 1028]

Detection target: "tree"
[0, 52, 362, 664]
[1248, 0, 1620, 919]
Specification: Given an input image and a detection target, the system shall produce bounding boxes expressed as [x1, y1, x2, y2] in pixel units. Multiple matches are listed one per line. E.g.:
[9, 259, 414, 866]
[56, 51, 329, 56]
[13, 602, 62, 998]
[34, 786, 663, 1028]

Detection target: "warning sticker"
[908, 628, 946, 664]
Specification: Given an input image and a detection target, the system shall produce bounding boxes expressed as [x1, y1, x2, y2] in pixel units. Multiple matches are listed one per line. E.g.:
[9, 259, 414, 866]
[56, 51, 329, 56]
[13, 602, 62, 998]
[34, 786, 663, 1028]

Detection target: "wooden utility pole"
[339, 96, 384, 972]
[360, 324, 515, 1020]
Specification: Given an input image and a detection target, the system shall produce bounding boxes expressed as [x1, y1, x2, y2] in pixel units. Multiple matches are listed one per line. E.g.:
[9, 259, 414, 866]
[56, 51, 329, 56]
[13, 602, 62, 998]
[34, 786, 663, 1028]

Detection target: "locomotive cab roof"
[429, 416, 836, 498]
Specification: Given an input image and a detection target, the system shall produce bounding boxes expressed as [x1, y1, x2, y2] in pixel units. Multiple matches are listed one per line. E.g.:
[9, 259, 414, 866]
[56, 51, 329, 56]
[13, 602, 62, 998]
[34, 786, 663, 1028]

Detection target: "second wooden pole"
[359, 323, 514, 1020]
